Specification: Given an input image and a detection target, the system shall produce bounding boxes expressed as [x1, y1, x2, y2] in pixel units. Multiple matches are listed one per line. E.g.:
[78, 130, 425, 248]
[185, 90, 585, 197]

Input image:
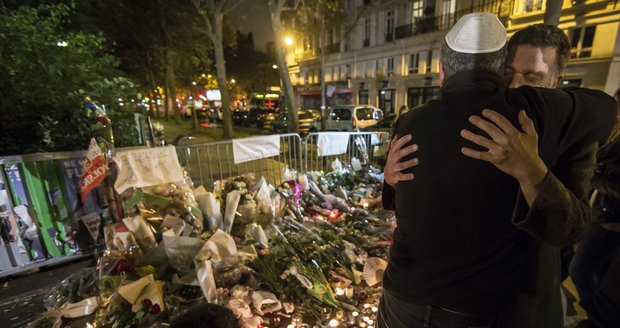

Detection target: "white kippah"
[445, 13, 507, 54]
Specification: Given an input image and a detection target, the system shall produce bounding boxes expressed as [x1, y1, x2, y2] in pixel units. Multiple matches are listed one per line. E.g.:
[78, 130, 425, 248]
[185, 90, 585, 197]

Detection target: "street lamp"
[272, 64, 278, 70]
[284, 36, 294, 46]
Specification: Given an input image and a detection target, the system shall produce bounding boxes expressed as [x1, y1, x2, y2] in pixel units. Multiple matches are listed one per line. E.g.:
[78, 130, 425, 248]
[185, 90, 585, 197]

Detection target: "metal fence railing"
[302, 131, 390, 172]
[176, 133, 303, 190]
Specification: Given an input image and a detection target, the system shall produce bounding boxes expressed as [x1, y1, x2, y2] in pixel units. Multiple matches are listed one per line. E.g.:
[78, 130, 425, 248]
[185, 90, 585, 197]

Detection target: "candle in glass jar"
[345, 286, 354, 299]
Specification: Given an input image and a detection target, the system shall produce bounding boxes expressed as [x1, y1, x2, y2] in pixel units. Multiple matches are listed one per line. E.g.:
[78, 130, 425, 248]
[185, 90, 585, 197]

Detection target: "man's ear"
[439, 61, 445, 83]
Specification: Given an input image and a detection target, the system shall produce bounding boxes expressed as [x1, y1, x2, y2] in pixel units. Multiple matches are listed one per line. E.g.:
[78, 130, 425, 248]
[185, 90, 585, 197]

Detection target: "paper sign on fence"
[80, 138, 106, 202]
[232, 135, 280, 164]
[81, 212, 101, 242]
[113, 146, 184, 194]
[317, 132, 350, 156]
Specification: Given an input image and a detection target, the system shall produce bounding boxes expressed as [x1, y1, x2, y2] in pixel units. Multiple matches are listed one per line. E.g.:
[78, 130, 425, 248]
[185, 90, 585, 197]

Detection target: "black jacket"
[382, 70, 616, 317]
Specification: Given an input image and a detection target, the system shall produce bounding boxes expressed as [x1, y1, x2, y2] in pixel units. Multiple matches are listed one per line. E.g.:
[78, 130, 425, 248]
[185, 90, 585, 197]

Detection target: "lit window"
[387, 57, 394, 74]
[524, 0, 544, 13]
[426, 50, 433, 73]
[412, 0, 423, 20]
[409, 53, 419, 74]
[569, 26, 596, 58]
[363, 18, 371, 47]
[386, 10, 394, 42]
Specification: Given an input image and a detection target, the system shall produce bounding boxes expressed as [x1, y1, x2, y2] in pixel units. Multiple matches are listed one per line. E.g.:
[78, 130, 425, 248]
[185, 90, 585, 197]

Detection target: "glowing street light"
[284, 36, 293, 46]
[230, 79, 236, 84]
[192, 81, 197, 86]
[272, 64, 278, 69]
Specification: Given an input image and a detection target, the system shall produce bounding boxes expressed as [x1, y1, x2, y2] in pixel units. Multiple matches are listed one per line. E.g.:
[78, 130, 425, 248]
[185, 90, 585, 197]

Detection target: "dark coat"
[381, 70, 615, 326]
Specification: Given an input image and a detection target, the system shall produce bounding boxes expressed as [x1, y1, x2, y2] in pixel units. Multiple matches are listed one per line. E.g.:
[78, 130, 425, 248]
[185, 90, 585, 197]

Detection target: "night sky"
[231, 1, 275, 52]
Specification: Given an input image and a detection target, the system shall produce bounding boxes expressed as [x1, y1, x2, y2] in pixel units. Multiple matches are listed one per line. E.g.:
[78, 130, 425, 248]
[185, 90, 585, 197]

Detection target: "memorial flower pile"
[30, 159, 393, 328]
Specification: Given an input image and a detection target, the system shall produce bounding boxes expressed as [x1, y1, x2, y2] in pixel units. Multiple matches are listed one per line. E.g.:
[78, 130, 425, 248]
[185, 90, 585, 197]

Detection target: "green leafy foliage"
[0, 3, 141, 155]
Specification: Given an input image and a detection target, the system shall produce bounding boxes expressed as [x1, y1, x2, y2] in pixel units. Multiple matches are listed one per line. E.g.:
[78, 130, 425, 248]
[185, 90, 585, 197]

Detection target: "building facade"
[284, 0, 620, 116]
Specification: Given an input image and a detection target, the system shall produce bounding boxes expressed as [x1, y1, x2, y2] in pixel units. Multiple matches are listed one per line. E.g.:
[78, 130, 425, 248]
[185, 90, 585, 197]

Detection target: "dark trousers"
[569, 224, 620, 327]
[377, 290, 499, 328]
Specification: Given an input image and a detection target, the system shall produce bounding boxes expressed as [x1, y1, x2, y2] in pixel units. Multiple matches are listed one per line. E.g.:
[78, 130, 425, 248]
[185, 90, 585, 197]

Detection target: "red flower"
[97, 115, 112, 125]
[141, 299, 152, 308]
[150, 304, 161, 314]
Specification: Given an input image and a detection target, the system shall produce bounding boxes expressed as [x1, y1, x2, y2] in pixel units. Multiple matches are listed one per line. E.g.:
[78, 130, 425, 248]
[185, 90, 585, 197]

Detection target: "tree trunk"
[167, 53, 181, 125]
[269, 2, 299, 134]
[164, 62, 171, 121]
[320, 23, 327, 131]
[544, 0, 563, 26]
[213, 14, 233, 139]
[192, 101, 198, 129]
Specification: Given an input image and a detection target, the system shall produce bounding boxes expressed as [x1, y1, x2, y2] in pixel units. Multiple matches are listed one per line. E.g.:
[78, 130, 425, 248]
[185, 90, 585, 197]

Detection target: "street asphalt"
[0, 256, 96, 328]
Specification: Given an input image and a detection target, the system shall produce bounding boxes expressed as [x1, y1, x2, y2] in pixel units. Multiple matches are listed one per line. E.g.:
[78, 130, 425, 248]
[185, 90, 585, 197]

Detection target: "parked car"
[261, 109, 279, 130]
[232, 109, 249, 125]
[361, 113, 396, 132]
[310, 105, 382, 131]
[271, 110, 321, 134]
[247, 108, 278, 128]
[194, 106, 219, 122]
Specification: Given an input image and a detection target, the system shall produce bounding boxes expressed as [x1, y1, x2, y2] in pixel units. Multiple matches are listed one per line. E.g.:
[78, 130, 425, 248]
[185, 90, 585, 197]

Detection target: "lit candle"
[363, 202, 369, 209]
[352, 311, 359, 317]
[335, 287, 345, 296]
[322, 307, 332, 319]
[328, 319, 339, 327]
[371, 306, 378, 313]
[287, 325, 295, 328]
[362, 316, 370, 322]
[345, 286, 354, 299]
[359, 323, 367, 328]
[367, 319, 374, 325]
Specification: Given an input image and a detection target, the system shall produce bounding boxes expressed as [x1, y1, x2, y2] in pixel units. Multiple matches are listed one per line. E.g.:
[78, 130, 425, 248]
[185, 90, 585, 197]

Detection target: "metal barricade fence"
[176, 133, 303, 190]
[302, 131, 390, 172]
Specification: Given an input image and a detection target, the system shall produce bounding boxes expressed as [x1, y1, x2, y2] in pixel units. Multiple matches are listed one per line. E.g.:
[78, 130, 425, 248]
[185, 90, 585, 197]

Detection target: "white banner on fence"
[317, 132, 350, 156]
[113, 146, 184, 194]
[232, 135, 280, 164]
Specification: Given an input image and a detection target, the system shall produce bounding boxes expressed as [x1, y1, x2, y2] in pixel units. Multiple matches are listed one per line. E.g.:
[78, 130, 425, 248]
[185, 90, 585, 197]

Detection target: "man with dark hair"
[169, 303, 238, 328]
[505, 24, 571, 89]
[377, 14, 616, 328]
[461, 23, 594, 327]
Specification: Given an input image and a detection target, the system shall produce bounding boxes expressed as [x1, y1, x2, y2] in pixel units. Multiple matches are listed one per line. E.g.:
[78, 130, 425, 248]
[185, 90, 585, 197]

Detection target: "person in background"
[570, 88, 620, 328]
[378, 15, 616, 328]
[169, 302, 238, 328]
[397, 105, 409, 117]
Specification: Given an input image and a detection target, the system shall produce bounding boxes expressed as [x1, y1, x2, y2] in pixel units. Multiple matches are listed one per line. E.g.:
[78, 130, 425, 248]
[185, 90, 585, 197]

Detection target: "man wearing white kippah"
[376, 13, 617, 328]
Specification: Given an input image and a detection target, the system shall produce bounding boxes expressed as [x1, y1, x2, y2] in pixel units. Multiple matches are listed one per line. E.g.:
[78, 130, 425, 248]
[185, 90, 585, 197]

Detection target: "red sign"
[80, 138, 106, 202]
